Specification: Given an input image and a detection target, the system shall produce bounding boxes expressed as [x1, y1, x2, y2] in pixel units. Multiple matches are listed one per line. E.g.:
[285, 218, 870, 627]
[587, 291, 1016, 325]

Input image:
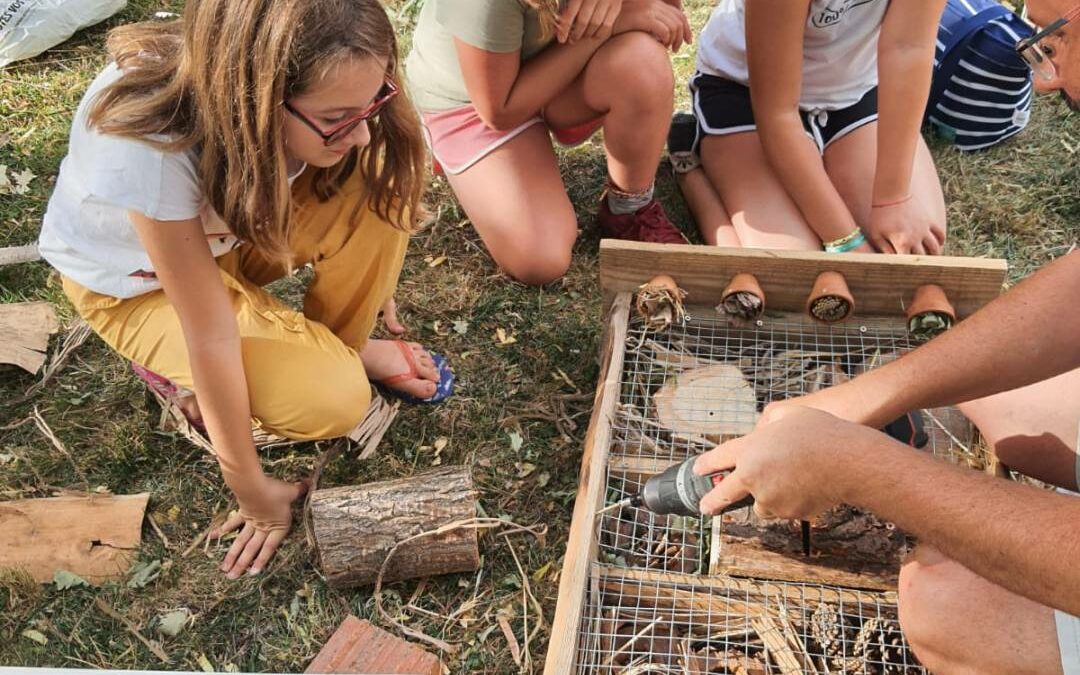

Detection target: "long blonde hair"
[88, 0, 426, 261]
[525, 0, 561, 38]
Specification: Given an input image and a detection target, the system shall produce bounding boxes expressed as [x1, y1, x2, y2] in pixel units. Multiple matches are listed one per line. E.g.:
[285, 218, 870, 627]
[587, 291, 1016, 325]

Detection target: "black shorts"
[688, 72, 879, 153]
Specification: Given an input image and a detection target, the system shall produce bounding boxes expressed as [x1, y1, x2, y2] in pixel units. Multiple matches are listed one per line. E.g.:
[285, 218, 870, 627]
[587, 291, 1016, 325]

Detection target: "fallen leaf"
[536, 471, 551, 488]
[496, 613, 522, 666]
[128, 559, 163, 588]
[157, 609, 189, 637]
[166, 505, 181, 521]
[507, 430, 523, 452]
[532, 561, 553, 581]
[433, 436, 449, 453]
[196, 653, 214, 672]
[516, 462, 536, 478]
[21, 629, 48, 645]
[0, 133, 10, 147]
[495, 327, 517, 345]
[0, 166, 10, 193]
[452, 319, 469, 335]
[12, 168, 34, 195]
[424, 254, 447, 267]
[53, 570, 88, 590]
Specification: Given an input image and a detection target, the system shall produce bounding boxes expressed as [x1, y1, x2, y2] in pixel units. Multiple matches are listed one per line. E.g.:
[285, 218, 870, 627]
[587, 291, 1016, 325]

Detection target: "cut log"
[0, 493, 149, 583]
[653, 364, 758, 438]
[0, 301, 59, 373]
[306, 615, 441, 674]
[311, 465, 480, 588]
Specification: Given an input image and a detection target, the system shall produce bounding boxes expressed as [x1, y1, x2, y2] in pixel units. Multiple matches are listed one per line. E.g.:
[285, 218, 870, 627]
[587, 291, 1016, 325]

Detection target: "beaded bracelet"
[825, 231, 867, 253]
[822, 228, 862, 250]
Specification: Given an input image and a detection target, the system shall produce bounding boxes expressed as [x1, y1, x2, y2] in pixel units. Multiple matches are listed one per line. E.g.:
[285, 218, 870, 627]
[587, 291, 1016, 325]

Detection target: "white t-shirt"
[696, 0, 889, 111]
[39, 63, 304, 299]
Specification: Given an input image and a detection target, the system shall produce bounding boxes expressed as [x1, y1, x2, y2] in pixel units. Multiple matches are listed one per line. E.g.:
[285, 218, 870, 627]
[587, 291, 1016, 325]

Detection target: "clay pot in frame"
[806, 271, 855, 323]
[717, 273, 766, 321]
[906, 284, 956, 339]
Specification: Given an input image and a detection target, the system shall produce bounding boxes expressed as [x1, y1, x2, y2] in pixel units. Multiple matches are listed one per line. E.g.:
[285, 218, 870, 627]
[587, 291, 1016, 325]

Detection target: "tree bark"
[311, 465, 480, 588]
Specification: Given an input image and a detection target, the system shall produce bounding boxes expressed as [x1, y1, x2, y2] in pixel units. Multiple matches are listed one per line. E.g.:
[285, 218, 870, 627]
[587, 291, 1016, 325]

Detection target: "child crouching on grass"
[37, 0, 452, 578]
[406, 0, 694, 286]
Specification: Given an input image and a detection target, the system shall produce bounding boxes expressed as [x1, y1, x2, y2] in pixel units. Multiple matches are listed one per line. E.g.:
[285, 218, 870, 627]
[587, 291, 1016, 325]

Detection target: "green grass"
[1, 1, 1077, 672]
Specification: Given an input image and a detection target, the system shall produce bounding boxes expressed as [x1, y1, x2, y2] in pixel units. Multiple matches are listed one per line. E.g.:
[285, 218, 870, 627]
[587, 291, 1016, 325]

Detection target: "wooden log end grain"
[311, 465, 480, 589]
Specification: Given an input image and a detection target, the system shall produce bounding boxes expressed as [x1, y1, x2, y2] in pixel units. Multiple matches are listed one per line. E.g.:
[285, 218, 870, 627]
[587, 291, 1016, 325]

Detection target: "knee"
[601, 33, 674, 103]
[251, 357, 371, 440]
[502, 247, 574, 286]
[898, 550, 963, 671]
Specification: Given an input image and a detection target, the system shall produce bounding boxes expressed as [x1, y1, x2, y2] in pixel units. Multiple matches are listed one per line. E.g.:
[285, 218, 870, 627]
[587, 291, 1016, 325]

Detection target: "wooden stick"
[751, 615, 802, 675]
[146, 513, 171, 550]
[0, 244, 40, 267]
[600, 619, 660, 668]
[94, 598, 170, 663]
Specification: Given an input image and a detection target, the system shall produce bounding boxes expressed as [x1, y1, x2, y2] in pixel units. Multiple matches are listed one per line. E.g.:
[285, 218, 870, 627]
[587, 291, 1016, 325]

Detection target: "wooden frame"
[600, 240, 1007, 319]
[545, 244, 1008, 674]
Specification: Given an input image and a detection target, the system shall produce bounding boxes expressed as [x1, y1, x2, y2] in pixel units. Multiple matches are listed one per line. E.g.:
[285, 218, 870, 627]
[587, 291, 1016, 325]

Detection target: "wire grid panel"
[577, 565, 923, 674]
[598, 311, 977, 575]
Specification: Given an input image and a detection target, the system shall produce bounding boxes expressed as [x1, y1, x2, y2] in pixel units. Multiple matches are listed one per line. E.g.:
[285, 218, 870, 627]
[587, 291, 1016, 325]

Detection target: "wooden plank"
[544, 293, 632, 675]
[597, 566, 898, 606]
[306, 615, 441, 674]
[0, 493, 149, 584]
[712, 536, 897, 591]
[599, 240, 1007, 319]
[0, 301, 59, 373]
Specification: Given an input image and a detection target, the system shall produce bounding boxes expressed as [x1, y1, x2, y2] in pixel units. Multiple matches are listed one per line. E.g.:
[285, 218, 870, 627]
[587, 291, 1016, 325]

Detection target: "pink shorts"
[421, 104, 605, 175]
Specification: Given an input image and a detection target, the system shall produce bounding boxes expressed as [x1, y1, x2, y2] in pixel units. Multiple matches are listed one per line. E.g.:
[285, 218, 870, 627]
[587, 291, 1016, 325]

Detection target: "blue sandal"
[373, 341, 454, 405]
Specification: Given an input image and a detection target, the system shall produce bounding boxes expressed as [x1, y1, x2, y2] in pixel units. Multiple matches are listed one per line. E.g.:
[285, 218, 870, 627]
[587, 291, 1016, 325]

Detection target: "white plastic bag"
[0, 0, 127, 68]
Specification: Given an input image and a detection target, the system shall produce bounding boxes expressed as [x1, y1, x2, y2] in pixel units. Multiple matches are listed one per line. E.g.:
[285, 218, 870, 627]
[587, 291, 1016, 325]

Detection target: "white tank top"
[696, 0, 889, 111]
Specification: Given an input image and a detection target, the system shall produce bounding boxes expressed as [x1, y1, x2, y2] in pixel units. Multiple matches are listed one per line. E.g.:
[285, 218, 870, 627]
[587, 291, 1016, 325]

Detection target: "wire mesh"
[577, 566, 920, 674]
[577, 308, 975, 673]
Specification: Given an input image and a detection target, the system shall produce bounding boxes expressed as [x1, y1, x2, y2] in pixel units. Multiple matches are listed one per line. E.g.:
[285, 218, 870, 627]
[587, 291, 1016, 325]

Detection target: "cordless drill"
[625, 410, 928, 516]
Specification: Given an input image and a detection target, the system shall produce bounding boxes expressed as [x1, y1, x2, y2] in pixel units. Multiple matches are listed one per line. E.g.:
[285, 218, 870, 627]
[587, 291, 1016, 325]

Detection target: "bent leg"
[63, 274, 371, 441]
[545, 31, 674, 192]
[445, 123, 577, 285]
[824, 124, 947, 253]
[899, 545, 1063, 674]
[959, 368, 1080, 490]
[676, 167, 741, 246]
[699, 132, 821, 250]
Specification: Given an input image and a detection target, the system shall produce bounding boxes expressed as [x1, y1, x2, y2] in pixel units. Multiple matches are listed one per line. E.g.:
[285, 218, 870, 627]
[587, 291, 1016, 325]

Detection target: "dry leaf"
[157, 609, 190, 637]
[495, 327, 517, 345]
[452, 319, 469, 335]
[12, 168, 35, 195]
[496, 613, 521, 666]
[53, 569, 88, 590]
[425, 255, 447, 267]
[196, 653, 214, 672]
[21, 628, 47, 645]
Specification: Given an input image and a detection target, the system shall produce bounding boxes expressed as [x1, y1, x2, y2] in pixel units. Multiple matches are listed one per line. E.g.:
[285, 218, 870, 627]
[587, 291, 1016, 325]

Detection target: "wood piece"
[599, 566, 898, 607]
[0, 244, 41, 267]
[751, 615, 804, 675]
[0, 302, 59, 373]
[311, 465, 479, 588]
[544, 293, 632, 675]
[0, 493, 149, 583]
[599, 240, 1006, 319]
[653, 364, 759, 438]
[718, 272, 766, 322]
[305, 615, 441, 674]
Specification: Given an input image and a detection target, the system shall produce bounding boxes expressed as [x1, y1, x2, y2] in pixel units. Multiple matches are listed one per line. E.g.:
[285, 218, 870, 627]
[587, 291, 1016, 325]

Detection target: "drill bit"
[801, 520, 812, 557]
[595, 497, 633, 518]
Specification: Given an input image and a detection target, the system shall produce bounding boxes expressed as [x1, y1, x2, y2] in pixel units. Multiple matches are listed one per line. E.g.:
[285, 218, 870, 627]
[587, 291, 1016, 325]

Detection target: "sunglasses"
[1016, 5, 1080, 82]
[284, 77, 399, 146]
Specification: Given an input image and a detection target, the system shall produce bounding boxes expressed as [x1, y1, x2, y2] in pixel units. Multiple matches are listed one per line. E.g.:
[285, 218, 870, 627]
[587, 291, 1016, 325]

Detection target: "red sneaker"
[597, 197, 689, 245]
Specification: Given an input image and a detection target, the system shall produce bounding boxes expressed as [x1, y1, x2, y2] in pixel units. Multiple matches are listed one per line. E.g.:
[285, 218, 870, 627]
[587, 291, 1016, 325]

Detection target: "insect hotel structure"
[545, 241, 1007, 675]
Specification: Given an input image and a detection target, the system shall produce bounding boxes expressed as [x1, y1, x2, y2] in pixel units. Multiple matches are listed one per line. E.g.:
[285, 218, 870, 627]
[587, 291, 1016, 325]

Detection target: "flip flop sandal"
[131, 362, 207, 432]
[373, 341, 454, 405]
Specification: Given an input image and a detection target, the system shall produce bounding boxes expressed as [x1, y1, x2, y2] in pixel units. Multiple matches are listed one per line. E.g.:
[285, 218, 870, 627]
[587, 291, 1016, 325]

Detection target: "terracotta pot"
[806, 271, 855, 323]
[906, 284, 956, 323]
[718, 273, 766, 320]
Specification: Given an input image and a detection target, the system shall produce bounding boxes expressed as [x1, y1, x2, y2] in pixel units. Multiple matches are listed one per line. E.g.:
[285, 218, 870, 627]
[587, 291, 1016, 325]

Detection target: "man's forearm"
[843, 437, 1080, 615]
[837, 252, 1080, 426]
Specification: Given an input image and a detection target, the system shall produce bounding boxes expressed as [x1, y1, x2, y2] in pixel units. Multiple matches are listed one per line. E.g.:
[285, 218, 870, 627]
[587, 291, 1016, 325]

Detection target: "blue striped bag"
[926, 0, 1036, 151]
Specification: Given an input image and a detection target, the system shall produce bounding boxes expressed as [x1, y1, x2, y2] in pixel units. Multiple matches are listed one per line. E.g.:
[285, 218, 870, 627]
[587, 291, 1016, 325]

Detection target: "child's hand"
[557, 0, 623, 43]
[380, 296, 406, 335]
[867, 196, 945, 255]
[213, 477, 310, 579]
[613, 0, 692, 52]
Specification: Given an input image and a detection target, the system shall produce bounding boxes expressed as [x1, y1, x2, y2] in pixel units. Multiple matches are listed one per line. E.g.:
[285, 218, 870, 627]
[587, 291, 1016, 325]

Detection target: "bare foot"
[360, 339, 439, 399]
